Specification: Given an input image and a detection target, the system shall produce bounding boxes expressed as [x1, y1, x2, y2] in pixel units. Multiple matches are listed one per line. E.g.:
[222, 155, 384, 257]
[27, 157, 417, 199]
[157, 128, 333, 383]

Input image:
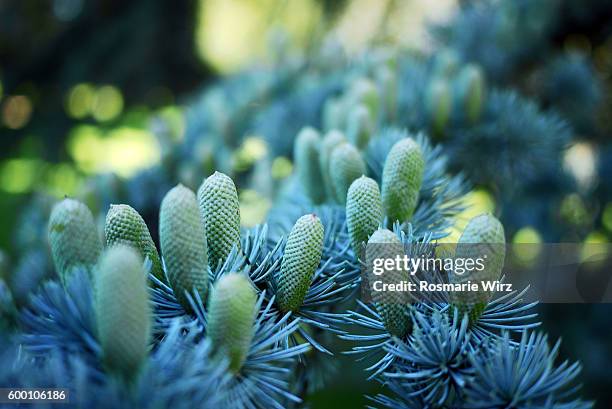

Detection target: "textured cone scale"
[105, 204, 163, 280]
[367, 229, 411, 338]
[319, 130, 347, 203]
[294, 127, 326, 204]
[48, 198, 102, 285]
[95, 245, 151, 378]
[207, 273, 257, 373]
[346, 104, 373, 150]
[450, 213, 505, 324]
[458, 64, 486, 124]
[197, 171, 241, 269]
[381, 138, 425, 224]
[346, 176, 383, 258]
[426, 78, 452, 136]
[159, 184, 208, 308]
[330, 143, 366, 205]
[277, 214, 324, 313]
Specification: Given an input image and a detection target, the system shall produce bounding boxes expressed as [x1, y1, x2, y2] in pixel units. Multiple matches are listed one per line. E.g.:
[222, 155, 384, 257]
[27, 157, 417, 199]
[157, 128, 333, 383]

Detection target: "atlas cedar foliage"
[159, 184, 208, 308]
[277, 214, 324, 313]
[48, 198, 102, 285]
[197, 171, 241, 269]
[7, 4, 600, 404]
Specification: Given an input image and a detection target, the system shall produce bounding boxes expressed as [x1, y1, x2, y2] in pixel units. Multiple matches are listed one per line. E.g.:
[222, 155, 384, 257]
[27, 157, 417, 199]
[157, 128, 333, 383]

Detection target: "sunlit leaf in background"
[439, 188, 495, 243]
[68, 125, 160, 177]
[0, 159, 41, 194]
[65, 83, 95, 119]
[195, 0, 323, 73]
[92, 86, 124, 122]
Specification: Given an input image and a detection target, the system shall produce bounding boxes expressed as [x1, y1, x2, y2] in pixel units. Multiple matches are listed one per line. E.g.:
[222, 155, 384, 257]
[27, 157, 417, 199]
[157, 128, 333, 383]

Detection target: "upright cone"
[95, 245, 151, 378]
[277, 214, 324, 313]
[346, 176, 383, 257]
[48, 198, 102, 285]
[294, 127, 326, 204]
[330, 143, 366, 205]
[367, 229, 412, 338]
[381, 138, 424, 224]
[207, 273, 257, 373]
[450, 213, 505, 323]
[197, 171, 241, 269]
[159, 185, 209, 308]
[319, 130, 347, 202]
[105, 204, 163, 280]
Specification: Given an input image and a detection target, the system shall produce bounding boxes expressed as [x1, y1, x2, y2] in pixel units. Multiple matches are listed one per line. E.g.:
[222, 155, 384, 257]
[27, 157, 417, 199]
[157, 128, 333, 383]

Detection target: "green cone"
[367, 229, 411, 338]
[457, 64, 486, 124]
[450, 213, 506, 323]
[346, 176, 383, 258]
[95, 245, 151, 378]
[48, 198, 102, 285]
[294, 127, 326, 204]
[349, 78, 380, 121]
[330, 143, 366, 205]
[346, 104, 373, 150]
[426, 78, 452, 136]
[207, 273, 257, 373]
[322, 97, 346, 131]
[105, 204, 163, 280]
[381, 138, 425, 225]
[197, 171, 241, 269]
[376, 66, 397, 121]
[159, 184, 208, 308]
[277, 214, 324, 313]
[319, 130, 347, 202]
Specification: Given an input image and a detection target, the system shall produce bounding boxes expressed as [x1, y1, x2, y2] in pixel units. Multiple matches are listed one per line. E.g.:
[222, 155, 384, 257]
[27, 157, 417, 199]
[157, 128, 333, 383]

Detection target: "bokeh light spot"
[233, 137, 268, 172]
[0, 159, 41, 193]
[580, 231, 609, 267]
[512, 226, 542, 264]
[68, 125, 160, 177]
[66, 83, 95, 119]
[271, 157, 292, 180]
[92, 85, 124, 122]
[239, 189, 271, 228]
[2, 95, 33, 129]
[440, 189, 495, 243]
[44, 163, 81, 197]
[560, 193, 590, 227]
[196, 0, 321, 73]
[564, 142, 596, 190]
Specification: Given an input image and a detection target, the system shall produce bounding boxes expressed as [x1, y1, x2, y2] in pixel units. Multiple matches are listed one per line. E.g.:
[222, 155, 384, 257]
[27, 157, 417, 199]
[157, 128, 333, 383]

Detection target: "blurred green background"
[0, 0, 459, 252]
